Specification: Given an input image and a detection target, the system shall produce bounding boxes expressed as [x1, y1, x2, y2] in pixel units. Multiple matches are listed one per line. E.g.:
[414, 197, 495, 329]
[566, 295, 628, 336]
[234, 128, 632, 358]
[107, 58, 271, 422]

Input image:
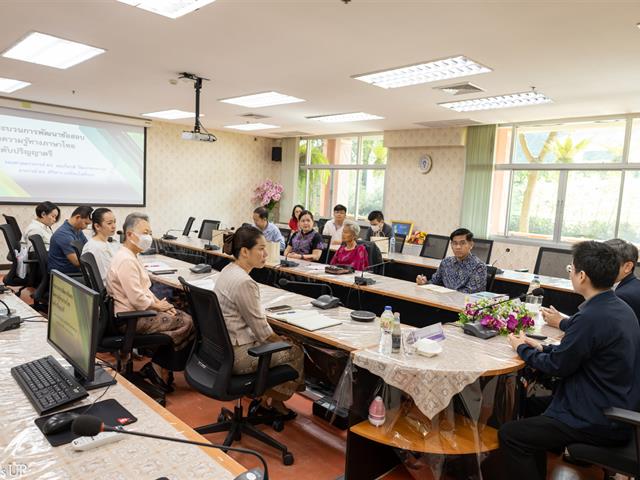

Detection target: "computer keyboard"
[11, 355, 88, 415]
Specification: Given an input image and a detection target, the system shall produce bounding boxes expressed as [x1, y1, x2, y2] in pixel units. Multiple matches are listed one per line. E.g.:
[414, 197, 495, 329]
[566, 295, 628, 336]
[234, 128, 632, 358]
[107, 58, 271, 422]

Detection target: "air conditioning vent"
[239, 113, 270, 119]
[272, 131, 312, 137]
[414, 119, 483, 128]
[434, 82, 484, 95]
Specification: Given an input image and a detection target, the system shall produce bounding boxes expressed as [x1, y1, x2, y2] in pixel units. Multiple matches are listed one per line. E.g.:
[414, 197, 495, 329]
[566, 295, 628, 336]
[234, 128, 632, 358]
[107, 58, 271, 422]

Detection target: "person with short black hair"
[416, 227, 486, 293]
[365, 210, 394, 241]
[322, 204, 347, 245]
[288, 204, 304, 232]
[499, 241, 640, 480]
[284, 210, 325, 261]
[48, 205, 93, 273]
[21, 201, 61, 250]
[82, 208, 120, 283]
[214, 226, 304, 416]
[252, 206, 285, 250]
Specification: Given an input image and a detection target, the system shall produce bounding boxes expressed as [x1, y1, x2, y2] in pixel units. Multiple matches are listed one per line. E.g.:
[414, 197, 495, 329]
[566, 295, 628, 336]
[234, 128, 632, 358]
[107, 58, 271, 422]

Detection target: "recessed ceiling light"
[219, 91, 305, 108]
[2, 32, 105, 69]
[439, 91, 552, 112]
[117, 0, 217, 19]
[142, 109, 200, 119]
[224, 123, 279, 131]
[0, 77, 31, 93]
[352, 55, 491, 89]
[306, 112, 384, 123]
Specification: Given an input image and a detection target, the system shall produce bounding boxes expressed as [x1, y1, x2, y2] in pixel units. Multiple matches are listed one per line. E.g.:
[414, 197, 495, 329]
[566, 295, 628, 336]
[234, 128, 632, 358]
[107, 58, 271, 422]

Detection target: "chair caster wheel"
[283, 452, 294, 466]
[217, 413, 226, 423]
[272, 419, 284, 432]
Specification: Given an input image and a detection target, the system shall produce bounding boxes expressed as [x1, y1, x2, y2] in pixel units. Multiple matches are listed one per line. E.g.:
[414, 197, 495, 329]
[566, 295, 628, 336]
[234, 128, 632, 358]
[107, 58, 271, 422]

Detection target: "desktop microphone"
[0, 298, 21, 332]
[161, 229, 183, 241]
[279, 252, 299, 268]
[354, 261, 387, 286]
[71, 415, 268, 480]
[277, 278, 340, 309]
[490, 248, 511, 274]
[205, 231, 226, 251]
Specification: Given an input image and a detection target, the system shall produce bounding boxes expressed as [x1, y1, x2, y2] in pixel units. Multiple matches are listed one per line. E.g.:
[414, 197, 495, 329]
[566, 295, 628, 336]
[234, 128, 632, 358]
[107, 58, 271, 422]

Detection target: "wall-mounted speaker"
[271, 146, 282, 162]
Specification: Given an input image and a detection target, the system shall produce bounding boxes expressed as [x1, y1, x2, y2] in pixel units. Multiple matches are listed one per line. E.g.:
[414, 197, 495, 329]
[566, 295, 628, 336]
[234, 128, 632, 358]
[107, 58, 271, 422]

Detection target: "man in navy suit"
[499, 241, 640, 480]
[605, 238, 640, 322]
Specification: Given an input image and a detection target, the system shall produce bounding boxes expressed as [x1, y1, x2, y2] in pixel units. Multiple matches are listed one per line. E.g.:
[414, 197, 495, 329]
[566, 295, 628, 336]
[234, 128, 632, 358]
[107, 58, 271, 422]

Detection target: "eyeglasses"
[566, 264, 573, 273]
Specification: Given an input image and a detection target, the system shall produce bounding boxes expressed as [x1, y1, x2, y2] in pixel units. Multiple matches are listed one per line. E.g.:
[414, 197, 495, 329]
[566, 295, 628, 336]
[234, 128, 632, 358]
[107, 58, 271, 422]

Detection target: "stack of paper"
[418, 284, 455, 294]
[268, 309, 342, 331]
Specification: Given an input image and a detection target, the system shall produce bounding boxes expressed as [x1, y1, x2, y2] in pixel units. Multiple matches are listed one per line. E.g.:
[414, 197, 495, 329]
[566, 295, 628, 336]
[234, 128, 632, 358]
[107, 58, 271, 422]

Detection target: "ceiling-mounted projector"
[181, 131, 216, 142]
[179, 71, 216, 143]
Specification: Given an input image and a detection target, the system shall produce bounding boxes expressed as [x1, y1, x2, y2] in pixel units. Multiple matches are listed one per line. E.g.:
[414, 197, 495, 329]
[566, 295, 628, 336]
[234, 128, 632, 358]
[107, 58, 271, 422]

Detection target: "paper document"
[418, 284, 456, 294]
[268, 309, 342, 331]
[144, 262, 176, 273]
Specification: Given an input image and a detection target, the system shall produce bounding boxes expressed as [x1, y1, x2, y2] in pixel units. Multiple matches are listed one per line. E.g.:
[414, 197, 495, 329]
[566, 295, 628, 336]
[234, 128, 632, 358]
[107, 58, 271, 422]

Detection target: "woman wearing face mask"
[106, 212, 194, 393]
[283, 210, 325, 261]
[82, 208, 120, 284]
[215, 226, 304, 416]
[21, 201, 61, 250]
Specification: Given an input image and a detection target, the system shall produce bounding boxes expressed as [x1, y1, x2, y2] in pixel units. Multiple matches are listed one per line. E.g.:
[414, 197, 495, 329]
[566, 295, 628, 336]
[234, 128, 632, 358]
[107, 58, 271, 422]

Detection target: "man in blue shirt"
[252, 207, 285, 250]
[48, 206, 93, 274]
[499, 241, 640, 480]
[415, 228, 486, 293]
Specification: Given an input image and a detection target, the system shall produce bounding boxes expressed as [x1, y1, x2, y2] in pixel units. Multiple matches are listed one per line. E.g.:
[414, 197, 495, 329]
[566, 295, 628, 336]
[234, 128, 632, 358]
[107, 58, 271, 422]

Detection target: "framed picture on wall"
[391, 221, 414, 238]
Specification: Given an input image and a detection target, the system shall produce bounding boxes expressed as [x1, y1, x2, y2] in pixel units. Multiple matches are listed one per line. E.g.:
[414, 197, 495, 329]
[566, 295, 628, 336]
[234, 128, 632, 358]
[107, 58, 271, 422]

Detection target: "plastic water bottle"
[391, 312, 402, 354]
[389, 236, 396, 254]
[379, 306, 394, 354]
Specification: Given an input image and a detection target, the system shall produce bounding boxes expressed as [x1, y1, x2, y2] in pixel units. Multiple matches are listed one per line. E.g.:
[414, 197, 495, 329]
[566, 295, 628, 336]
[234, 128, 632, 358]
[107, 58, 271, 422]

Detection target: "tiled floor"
[7, 281, 613, 480]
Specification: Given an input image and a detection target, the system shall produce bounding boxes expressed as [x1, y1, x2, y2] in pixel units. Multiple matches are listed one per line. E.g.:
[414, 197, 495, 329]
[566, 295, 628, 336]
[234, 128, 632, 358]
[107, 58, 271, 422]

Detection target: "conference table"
[0, 290, 245, 480]
[143, 253, 565, 479]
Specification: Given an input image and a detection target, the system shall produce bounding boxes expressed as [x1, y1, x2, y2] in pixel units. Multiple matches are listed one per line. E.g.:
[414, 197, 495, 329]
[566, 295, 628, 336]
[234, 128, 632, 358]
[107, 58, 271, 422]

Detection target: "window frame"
[298, 132, 387, 221]
[490, 113, 640, 246]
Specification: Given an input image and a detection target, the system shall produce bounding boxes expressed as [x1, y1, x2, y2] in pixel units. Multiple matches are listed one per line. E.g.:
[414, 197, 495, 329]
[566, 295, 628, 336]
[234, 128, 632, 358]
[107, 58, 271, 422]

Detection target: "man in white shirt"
[322, 204, 347, 245]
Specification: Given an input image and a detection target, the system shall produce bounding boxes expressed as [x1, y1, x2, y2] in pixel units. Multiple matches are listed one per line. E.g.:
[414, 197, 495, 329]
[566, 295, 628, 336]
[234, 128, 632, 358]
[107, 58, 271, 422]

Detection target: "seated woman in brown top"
[107, 212, 194, 393]
[214, 226, 304, 416]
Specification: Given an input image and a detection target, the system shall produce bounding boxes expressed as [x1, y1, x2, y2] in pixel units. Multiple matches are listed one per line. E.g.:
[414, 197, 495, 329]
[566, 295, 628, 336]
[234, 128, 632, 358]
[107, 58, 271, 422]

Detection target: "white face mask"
[134, 233, 153, 251]
[371, 224, 382, 233]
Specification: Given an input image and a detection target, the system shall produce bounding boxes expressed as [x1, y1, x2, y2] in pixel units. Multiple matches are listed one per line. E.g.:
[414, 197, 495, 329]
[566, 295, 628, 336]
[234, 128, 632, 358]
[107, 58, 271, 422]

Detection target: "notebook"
[268, 309, 342, 331]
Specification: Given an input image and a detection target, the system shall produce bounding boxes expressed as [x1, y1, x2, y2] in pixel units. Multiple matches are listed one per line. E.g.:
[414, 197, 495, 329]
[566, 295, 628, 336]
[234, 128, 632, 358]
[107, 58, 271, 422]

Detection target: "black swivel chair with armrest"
[79, 252, 174, 403]
[394, 234, 406, 254]
[472, 238, 494, 265]
[534, 247, 573, 279]
[70, 240, 92, 285]
[278, 227, 292, 245]
[316, 218, 329, 235]
[486, 265, 498, 292]
[0, 224, 34, 293]
[178, 277, 297, 465]
[182, 216, 196, 236]
[419, 234, 450, 260]
[320, 234, 333, 264]
[2, 214, 22, 246]
[198, 219, 221, 240]
[567, 407, 640, 479]
[357, 240, 384, 274]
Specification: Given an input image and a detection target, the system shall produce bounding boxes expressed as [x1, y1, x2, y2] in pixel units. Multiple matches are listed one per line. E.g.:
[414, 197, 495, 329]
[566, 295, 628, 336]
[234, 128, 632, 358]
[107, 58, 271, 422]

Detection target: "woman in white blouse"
[21, 201, 60, 250]
[82, 207, 120, 284]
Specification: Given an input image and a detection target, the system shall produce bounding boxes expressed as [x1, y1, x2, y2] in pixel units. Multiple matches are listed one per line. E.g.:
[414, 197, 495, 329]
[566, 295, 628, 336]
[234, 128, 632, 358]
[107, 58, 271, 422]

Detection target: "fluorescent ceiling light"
[117, 0, 217, 19]
[142, 109, 199, 119]
[219, 91, 305, 108]
[307, 112, 384, 123]
[439, 91, 553, 112]
[352, 55, 491, 89]
[2, 32, 105, 69]
[224, 123, 279, 131]
[0, 77, 31, 93]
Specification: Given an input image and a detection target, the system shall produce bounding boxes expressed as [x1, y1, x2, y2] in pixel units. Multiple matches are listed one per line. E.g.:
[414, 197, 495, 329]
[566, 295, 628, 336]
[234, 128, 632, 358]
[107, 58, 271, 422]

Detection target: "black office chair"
[182, 216, 196, 236]
[0, 224, 32, 292]
[635, 262, 640, 278]
[3, 214, 22, 246]
[359, 226, 370, 240]
[358, 240, 384, 274]
[198, 219, 221, 240]
[567, 407, 639, 479]
[80, 252, 173, 401]
[472, 238, 494, 264]
[27, 234, 50, 310]
[321, 234, 333, 264]
[278, 227, 292, 245]
[534, 247, 573, 279]
[178, 277, 297, 465]
[419, 234, 450, 259]
[394, 234, 406, 254]
[317, 218, 329, 234]
[486, 265, 498, 292]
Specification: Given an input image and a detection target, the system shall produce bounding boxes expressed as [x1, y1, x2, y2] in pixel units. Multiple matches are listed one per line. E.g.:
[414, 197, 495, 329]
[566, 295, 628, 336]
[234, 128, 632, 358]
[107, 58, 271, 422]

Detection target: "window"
[489, 117, 640, 245]
[298, 134, 387, 220]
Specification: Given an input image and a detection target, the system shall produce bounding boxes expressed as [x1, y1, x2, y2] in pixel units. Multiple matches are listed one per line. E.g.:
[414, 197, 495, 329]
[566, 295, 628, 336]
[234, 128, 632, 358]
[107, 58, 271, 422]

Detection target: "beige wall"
[383, 127, 541, 272]
[0, 121, 280, 259]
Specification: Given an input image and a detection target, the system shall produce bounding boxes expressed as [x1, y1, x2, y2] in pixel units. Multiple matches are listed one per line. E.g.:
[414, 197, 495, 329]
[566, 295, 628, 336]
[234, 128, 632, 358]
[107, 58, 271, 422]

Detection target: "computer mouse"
[42, 412, 79, 435]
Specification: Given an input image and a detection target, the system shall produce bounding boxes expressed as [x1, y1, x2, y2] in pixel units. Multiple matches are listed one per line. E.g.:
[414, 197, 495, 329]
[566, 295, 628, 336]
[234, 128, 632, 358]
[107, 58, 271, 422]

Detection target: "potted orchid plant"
[253, 179, 284, 218]
[458, 298, 534, 335]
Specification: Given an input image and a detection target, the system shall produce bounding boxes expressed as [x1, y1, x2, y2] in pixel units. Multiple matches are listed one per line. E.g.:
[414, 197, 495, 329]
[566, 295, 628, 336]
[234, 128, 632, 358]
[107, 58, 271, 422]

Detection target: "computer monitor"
[47, 270, 115, 390]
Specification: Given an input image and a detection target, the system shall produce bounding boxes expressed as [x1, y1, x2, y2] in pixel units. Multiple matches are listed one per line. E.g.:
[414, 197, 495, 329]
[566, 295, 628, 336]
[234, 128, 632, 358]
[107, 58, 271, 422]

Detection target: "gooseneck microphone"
[72, 415, 268, 480]
[354, 261, 387, 286]
[490, 248, 511, 274]
[277, 278, 340, 309]
[205, 231, 226, 251]
[279, 252, 299, 268]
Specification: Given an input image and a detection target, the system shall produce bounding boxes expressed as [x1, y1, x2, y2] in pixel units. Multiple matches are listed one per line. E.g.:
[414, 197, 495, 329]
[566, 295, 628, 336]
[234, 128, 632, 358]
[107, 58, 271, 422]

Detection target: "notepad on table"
[418, 284, 455, 294]
[144, 262, 177, 274]
[268, 309, 342, 331]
